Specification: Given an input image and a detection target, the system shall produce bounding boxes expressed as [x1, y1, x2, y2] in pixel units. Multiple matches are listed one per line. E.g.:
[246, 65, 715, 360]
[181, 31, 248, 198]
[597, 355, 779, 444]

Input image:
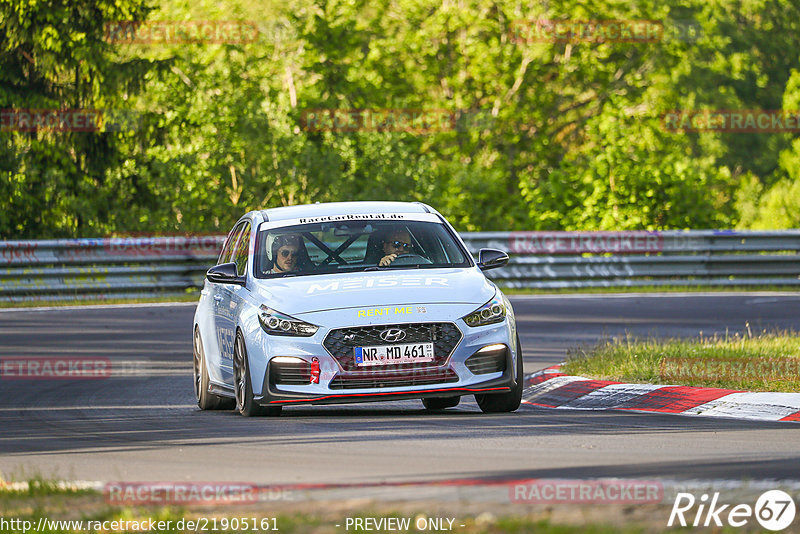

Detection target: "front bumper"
[250, 316, 518, 407]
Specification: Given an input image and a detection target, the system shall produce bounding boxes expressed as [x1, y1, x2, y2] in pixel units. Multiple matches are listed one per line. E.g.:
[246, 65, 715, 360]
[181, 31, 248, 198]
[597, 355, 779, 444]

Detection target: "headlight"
[258, 305, 319, 336]
[462, 294, 506, 327]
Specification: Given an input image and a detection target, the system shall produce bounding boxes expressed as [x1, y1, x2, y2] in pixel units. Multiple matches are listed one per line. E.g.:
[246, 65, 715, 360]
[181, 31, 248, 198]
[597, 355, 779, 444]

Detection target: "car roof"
[259, 201, 432, 222]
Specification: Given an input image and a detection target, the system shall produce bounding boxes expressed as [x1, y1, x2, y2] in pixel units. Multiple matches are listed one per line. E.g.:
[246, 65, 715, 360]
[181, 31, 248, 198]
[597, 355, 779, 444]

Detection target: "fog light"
[465, 344, 508, 375]
[477, 343, 506, 354]
[272, 356, 304, 364]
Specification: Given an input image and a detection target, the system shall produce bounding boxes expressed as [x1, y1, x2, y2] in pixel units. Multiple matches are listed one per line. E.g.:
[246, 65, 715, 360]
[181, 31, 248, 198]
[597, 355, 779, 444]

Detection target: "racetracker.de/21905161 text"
[0, 516, 280, 532]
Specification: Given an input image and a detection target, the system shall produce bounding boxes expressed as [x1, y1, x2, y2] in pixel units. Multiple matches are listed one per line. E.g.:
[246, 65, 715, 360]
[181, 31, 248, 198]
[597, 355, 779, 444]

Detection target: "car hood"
[251, 268, 495, 316]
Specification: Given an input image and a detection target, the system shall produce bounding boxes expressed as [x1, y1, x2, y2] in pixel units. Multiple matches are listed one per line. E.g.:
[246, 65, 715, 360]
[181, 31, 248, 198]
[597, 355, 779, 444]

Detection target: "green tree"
[0, 0, 165, 237]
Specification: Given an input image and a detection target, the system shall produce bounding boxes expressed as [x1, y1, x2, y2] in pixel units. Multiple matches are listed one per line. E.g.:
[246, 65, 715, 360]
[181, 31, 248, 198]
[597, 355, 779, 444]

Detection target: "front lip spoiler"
[263, 386, 511, 406]
[255, 370, 515, 406]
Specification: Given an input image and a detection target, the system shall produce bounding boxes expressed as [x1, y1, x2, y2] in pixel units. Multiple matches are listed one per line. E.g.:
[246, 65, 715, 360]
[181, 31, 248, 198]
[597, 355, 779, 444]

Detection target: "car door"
[199, 223, 238, 385]
[213, 221, 248, 384]
[227, 221, 253, 364]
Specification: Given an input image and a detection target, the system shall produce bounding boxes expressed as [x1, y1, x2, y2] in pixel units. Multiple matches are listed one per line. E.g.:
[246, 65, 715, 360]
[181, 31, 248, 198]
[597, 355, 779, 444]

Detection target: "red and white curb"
[523, 366, 800, 423]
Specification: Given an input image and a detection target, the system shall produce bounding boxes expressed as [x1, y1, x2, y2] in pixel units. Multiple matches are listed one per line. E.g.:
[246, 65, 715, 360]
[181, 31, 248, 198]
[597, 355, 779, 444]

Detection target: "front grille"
[329, 368, 459, 389]
[269, 360, 311, 385]
[465, 347, 507, 375]
[323, 322, 462, 371]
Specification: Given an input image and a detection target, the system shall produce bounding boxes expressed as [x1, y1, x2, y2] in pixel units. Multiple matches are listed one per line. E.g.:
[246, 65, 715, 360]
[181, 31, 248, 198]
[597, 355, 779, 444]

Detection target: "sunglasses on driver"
[385, 240, 411, 250]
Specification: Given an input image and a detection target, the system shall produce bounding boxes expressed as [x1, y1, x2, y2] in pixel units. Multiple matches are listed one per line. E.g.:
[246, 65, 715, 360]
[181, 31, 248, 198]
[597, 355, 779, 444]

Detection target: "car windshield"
[255, 220, 471, 278]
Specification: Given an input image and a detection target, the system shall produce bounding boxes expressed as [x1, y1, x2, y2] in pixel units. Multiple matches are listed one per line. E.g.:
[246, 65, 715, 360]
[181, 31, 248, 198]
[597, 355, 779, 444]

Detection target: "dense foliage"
[2, 0, 800, 237]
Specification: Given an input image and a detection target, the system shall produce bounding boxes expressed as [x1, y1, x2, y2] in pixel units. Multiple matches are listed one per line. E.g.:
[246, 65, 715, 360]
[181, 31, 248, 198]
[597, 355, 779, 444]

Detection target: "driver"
[379, 229, 414, 267]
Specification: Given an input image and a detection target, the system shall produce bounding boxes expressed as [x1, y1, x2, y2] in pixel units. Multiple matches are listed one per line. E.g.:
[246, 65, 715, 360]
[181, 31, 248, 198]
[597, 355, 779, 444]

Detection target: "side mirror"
[206, 262, 246, 286]
[477, 248, 509, 271]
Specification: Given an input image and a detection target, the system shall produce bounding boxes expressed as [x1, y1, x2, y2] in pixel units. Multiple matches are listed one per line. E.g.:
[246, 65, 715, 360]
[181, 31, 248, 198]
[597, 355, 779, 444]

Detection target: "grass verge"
[562, 330, 800, 392]
[0, 483, 650, 534]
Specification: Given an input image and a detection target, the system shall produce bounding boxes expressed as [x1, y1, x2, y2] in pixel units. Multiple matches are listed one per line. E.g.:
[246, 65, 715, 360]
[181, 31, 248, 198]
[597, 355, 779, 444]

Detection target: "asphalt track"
[1, 294, 800, 486]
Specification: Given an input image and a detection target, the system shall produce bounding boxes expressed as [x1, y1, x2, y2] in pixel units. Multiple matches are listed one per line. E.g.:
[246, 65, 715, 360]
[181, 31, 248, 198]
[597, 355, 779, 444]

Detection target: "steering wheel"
[389, 253, 433, 266]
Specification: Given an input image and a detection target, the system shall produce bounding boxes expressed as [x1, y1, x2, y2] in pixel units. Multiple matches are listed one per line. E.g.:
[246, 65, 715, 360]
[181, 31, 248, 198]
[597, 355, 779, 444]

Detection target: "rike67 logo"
[668, 490, 796, 531]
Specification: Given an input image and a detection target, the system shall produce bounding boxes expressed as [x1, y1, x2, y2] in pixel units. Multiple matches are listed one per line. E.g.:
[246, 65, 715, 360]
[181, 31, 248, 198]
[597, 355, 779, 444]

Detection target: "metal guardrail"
[464, 230, 800, 289]
[1, 231, 798, 301]
[0, 237, 224, 302]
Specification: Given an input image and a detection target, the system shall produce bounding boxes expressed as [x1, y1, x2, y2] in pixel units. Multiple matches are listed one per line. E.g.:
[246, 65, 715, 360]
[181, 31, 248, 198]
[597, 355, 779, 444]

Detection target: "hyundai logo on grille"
[379, 328, 407, 343]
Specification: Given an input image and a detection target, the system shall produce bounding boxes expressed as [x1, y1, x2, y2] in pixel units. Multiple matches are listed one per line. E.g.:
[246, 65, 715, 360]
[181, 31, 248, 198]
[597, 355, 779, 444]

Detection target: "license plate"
[354, 342, 435, 367]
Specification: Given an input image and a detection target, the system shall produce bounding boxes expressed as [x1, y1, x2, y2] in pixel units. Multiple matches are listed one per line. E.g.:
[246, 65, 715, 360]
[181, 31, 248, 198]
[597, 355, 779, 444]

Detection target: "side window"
[219, 223, 245, 264]
[232, 222, 251, 276]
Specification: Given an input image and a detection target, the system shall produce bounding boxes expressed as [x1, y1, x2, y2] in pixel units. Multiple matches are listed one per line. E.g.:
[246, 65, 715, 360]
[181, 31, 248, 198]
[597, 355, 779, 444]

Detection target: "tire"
[422, 397, 461, 410]
[193, 327, 234, 410]
[233, 332, 282, 417]
[475, 335, 523, 413]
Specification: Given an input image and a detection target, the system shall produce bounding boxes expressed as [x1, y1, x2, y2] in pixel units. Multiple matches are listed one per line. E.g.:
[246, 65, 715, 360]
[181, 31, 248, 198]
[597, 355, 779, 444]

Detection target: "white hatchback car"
[192, 201, 522, 416]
